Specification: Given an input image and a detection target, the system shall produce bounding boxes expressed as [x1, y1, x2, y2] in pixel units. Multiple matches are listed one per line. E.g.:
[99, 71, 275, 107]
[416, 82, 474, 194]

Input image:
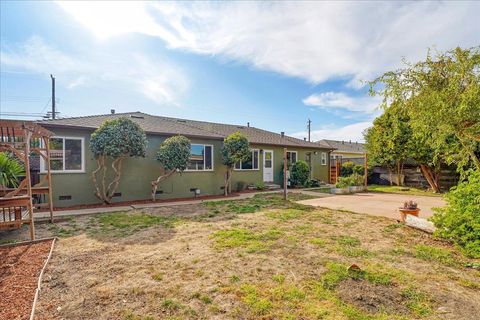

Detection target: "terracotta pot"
[398, 208, 420, 222]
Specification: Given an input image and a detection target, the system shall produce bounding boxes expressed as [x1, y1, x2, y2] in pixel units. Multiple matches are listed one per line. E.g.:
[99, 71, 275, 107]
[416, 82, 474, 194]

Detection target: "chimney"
[303, 137, 306, 141]
[247, 122, 250, 127]
[342, 140, 344, 144]
[349, 140, 351, 144]
[281, 132, 285, 138]
[111, 109, 115, 114]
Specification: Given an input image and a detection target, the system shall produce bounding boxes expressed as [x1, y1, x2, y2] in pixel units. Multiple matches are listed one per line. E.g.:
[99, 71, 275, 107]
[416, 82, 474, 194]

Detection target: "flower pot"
[398, 208, 420, 222]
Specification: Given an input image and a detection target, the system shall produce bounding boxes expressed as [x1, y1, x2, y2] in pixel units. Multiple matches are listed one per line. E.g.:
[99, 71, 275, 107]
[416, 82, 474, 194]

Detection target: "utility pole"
[50, 74, 56, 119]
[307, 118, 311, 142]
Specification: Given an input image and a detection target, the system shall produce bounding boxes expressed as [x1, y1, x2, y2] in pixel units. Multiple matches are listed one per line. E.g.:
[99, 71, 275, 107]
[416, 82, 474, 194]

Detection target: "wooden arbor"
[0, 120, 54, 240]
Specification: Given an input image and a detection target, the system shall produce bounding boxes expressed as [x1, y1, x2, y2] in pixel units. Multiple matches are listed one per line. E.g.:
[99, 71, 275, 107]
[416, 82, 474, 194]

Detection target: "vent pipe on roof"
[303, 137, 306, 141]
[111, 109, 115, 114]
[247, 122, 250, 127]
[281, 132, 285, 138]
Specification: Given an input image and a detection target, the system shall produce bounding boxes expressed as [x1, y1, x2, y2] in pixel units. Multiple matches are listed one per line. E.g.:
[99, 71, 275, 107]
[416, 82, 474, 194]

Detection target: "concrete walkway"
[297, 192, 445, 220]
[35, 191, 275, 220]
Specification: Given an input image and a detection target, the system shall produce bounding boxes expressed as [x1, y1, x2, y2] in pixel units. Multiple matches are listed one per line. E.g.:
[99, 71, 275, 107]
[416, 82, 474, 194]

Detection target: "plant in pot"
[398, 200, 420, 221]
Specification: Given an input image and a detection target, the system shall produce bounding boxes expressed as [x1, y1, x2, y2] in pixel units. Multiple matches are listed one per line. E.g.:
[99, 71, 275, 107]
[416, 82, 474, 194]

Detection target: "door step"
[264, 183, 281, 190]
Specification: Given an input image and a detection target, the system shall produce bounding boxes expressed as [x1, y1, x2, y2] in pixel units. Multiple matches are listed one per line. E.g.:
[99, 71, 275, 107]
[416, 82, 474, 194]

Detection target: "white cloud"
[1, 37, 188, 105]
[303, 91, 381, 113]
[291, 121, 373, 143]
[57, 1, 480, 86]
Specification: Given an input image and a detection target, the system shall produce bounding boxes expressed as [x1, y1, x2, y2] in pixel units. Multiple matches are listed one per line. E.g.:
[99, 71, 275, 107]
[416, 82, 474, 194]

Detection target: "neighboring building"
[318, 139, 365, 162]
[39, 112, 332, 207]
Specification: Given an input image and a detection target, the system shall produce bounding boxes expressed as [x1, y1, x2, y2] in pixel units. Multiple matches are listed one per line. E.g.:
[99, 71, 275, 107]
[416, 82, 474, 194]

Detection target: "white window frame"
[234, 149, 260, 171]
[40, 136, 85, 173]
[321, 152, 327, 165]
[286, 151, 298, 166]
[185, 144, 214, 172]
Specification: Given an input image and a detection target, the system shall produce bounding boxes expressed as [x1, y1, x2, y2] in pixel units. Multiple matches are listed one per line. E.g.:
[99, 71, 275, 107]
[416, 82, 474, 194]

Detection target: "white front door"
[263, 150, 274, 182]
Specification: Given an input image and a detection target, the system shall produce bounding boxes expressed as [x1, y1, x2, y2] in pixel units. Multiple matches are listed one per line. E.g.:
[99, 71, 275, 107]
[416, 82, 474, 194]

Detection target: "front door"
[263, 150, 274, 182]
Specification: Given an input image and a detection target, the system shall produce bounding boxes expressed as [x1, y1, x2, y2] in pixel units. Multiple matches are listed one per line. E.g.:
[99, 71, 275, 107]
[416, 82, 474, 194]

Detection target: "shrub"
[290, 160, 310, 187]
[353, 164, 365, 175]
[340, 161, 354, 177]
[0, 152, 25, 188]
[336, 173, 364, 188]
[254, 182, 266, 190]
[431, 170, 480, 258]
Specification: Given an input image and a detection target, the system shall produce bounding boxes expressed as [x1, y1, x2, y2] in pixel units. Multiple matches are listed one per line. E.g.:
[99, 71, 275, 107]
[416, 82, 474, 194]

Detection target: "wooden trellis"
[0, 120, 54, 240]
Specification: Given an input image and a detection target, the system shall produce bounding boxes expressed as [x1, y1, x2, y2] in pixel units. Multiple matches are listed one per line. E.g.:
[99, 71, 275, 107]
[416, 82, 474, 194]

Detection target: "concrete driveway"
[298, 192, 445, 220]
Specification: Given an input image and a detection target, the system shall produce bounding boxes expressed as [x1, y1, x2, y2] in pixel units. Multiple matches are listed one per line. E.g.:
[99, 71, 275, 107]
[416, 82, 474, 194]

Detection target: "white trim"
[262, 149, 274, 182]
[40, 136, 85, 173]
[234, 149, 260, 171]
[321, 152, 327, 165]
[184, 144, 215, 172]
[286, 150, 298, 165]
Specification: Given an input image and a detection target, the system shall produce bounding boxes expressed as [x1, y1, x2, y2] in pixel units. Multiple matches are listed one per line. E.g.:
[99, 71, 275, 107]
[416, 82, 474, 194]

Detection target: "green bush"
[290, 160, 310, 187]
[0, 152, 25, 188]
[353, 164, 365, 175]
[340, 161, 354, 177]
[336, 173, 364, 188]
[431, 170, 480, 258]
[254, 182, 266, 190]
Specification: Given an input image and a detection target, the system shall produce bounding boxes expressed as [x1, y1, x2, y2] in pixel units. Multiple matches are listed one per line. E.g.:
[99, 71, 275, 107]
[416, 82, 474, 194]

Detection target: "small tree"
[151, 135, 191, 201]
[90, 117, 147, 204]
[221, 132, 250, 196]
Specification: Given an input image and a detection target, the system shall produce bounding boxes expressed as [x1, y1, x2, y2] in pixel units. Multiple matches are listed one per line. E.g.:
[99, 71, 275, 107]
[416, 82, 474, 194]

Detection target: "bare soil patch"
[337, 278, 410, 314]
[0, 240, 53, 320]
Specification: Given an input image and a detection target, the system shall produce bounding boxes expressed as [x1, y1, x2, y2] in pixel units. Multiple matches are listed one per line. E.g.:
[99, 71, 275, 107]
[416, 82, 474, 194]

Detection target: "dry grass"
[24, 193, 480, 320]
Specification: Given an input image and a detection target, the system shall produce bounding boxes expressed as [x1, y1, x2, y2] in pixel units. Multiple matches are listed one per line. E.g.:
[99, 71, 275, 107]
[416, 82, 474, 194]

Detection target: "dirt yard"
[1, 193, 479, 320]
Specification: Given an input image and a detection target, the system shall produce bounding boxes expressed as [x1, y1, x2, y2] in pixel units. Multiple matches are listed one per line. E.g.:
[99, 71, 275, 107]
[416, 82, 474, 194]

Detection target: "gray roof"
[40, 112, 331, 149]
[318, 139, 365, 154]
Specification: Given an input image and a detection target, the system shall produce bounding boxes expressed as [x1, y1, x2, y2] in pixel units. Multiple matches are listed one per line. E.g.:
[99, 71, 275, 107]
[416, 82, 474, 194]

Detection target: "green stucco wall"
[42, 128, 330, 207]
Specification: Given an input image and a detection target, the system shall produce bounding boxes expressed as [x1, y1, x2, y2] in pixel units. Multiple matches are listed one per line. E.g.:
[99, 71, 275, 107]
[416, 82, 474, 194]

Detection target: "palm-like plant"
[0, 152, 26, 188]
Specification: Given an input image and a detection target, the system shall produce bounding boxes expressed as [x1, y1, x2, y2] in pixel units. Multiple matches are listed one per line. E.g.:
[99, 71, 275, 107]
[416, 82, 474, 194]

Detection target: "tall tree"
[221, 132, 250, 196]
[151, 135, 191, 201]
[90, 118, 147, 204]
[370, 47, 480, 174]
[364, 104, 412, 185]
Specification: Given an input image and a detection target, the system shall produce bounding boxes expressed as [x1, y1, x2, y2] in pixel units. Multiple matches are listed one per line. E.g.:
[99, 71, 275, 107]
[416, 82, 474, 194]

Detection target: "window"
[321, 152, 327, 165]
[235, 149, 259, 170]
[43, 137, 84, 172]
[186, 144, 213, 171]
[286, 151, 297, 167]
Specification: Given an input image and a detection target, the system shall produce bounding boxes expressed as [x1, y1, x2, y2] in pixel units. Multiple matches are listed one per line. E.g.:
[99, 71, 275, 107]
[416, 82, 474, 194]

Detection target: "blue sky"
[1, 1, 479, 141]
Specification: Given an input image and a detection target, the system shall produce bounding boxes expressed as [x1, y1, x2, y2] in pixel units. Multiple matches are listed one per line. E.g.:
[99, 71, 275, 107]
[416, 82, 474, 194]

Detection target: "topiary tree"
[431, 170, 480, 258]
[90, 117, 147, 204]
[290, 160, 310, 187]
[221, 132, 250, 196]
[151, 135, 191, 201]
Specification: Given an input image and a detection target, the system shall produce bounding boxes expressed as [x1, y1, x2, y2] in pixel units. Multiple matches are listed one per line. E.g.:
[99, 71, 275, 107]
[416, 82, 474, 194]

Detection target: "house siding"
[42, 127, 330, 207]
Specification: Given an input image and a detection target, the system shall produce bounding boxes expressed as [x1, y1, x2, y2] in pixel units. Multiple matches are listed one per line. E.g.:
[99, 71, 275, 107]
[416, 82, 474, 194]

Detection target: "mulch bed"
[0, 240, 54, 320]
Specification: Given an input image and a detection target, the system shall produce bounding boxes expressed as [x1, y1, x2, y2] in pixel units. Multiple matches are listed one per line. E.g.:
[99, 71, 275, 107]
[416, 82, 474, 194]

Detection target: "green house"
[39, 112, 332, 207]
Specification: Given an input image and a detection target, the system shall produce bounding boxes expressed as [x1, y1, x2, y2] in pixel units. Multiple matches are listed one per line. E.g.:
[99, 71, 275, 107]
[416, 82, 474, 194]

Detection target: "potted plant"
[398, 200, 420, 221]
[331, 177, 351, 194]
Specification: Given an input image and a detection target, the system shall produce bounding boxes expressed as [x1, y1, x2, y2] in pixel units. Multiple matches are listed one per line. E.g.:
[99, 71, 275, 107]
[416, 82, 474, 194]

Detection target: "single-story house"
[318, 139, 365, 162]
[39, 112, 333, 207]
